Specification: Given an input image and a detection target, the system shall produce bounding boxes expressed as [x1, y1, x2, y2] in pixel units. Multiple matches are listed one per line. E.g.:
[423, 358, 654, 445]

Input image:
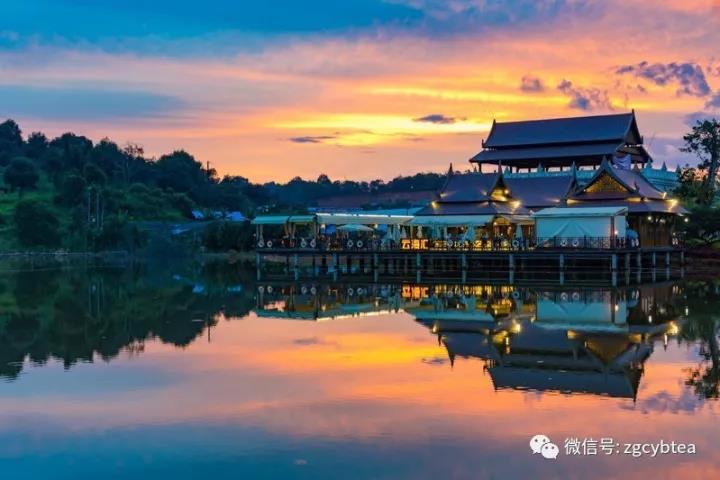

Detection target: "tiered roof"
[471, 111, 651, 169]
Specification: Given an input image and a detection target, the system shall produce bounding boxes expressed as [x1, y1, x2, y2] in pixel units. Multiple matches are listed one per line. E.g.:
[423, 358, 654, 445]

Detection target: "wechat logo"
[530, 434, 559, 459]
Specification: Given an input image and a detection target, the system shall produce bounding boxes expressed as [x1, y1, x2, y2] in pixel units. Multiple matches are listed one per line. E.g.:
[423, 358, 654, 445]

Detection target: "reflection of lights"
[667, 322, 679, 336]
[685, 307, 689, 316]
[614, 304, 619, 312]
[648, 315, 653, 323]
[511, 323, 522, 334]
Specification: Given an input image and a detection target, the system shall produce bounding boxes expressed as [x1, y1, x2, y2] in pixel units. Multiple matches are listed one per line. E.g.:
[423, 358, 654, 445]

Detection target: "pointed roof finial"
[448, 162, 454, 176]
[537, 162, 545, 173]
[504, 166, 511, 175]
[600, 155, 611, 170]
[661, 161, 667, 171]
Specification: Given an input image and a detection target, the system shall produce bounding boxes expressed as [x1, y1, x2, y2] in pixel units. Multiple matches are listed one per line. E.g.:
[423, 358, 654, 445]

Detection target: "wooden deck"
[256, 247, 685, 286]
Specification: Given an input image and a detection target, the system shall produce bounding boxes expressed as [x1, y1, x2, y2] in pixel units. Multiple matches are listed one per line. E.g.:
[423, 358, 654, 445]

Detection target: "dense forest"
[0, 119, 446, 252]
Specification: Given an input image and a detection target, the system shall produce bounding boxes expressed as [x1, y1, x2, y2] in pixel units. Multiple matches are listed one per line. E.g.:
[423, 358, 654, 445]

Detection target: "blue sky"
[1, 0, 719, 180]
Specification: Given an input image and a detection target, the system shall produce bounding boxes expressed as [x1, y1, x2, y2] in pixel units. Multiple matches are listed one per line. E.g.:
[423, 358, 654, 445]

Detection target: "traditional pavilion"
[419, 111, 687, 248]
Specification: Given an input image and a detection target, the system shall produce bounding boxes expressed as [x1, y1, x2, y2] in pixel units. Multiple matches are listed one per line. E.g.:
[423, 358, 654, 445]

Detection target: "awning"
[499, 214, 534, 224]
[532, 207, 627, 218]
[410, 215, 494, 227]
[316, 213, 413, 225]
[337, 224, 374, 232]
[252, 215, 316, 225]
[251, 215, 290, 225]
[287, 215, 316, 224]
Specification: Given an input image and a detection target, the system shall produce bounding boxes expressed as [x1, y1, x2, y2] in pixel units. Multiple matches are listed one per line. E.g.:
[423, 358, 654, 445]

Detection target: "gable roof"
[483, 112, 640, 149]
[571, 158, 666, 201]
[416, 201, 529, 216]
[471, 141, 621, 165]
[436, 172, 502, 203]
[505, 175, 576, 209]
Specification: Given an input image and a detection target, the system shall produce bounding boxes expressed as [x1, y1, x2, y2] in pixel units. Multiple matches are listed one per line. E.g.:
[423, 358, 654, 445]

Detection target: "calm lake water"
[1, 261, 718, 479]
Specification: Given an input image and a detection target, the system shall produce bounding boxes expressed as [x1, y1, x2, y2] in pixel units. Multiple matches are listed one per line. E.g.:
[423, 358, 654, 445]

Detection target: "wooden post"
[611, 254, 617, 272]
[256, 252, 262, 280]
[509, 253, 515, 271]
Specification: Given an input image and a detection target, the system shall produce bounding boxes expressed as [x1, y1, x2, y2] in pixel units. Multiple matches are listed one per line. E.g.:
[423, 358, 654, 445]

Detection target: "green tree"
[0, 119, 23, 167]
[25, 132, 48, 159]
[56, 174, 87, 206]
[674, 167, 704, 203]
[83, 162, 107, 186]
[681, 118, 720, 204]
[3, 157, 39, 196]
[49, 132, 92, 171]
[14, 200, 61, 248]
[680, 206, 720, 245]
[155, 150, 210, 198]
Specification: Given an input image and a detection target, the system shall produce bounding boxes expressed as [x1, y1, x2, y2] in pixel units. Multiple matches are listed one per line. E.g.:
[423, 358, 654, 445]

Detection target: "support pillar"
[256, 252, 262, 280]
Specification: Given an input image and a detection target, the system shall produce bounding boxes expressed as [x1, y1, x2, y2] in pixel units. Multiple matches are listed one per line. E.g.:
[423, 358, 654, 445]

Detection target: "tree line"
[0, 119, 445, 251]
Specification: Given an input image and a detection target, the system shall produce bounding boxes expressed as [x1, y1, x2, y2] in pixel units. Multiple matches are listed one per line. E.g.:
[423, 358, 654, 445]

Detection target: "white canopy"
[534, 207, 627, 239]
[252, 215, 290, 225]
[251, 215, 315, 225]
[532, 207, 628, 218]
[337, 224, 374, 232]
[316, 213, 412, 225]
[410, 215, 494, 227]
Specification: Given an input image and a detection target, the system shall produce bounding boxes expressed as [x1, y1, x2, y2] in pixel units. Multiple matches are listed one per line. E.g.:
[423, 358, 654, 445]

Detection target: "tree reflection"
[681, 281, 720, 399]
[0, 261, 255, 381]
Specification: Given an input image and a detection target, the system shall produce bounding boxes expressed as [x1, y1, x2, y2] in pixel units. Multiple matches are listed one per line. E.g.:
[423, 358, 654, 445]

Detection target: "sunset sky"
[2, 0, 720, 182]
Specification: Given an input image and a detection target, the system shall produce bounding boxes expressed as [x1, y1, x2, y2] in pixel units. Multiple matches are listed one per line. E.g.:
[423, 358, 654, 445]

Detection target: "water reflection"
[256, 281, 694, 401]
[0, 263, 255, 381]
[1, 263, 719, 478]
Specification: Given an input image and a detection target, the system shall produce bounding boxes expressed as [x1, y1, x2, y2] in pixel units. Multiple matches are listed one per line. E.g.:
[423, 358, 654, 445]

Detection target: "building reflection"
[256, 280, 688, 400]
[255, 283, 404, 320]
[410, 283, 685, 400]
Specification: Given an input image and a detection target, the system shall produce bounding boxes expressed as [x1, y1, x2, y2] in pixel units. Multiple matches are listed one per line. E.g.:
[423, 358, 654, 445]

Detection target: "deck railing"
[256, 235, 682, 252]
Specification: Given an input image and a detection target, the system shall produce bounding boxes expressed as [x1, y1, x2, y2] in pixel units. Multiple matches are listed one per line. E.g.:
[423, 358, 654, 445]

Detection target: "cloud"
[289, 135, 337, 144]
[0, 85, 184, 121]
[684, 111, 715, 126]
[0, 1, 424, 55]
[556, 79, 613, 111]
[413, 113, 461, 124]
[421, 356, 448, 365]
[520, 75, 545, 92]
[705, 92, 720, 108]
[616, 61, 711, 97]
